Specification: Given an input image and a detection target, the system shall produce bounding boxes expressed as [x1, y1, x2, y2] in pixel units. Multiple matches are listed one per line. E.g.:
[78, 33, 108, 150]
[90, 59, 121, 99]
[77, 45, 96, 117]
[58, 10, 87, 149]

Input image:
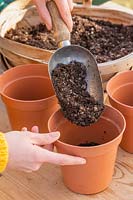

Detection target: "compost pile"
[5, 15, 133, 63]
[51, 61, 104, 126]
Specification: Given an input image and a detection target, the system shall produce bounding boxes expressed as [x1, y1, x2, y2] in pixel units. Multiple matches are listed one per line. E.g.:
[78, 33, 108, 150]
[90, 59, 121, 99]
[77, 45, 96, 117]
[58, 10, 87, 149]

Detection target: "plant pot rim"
[48, 105, 126, 149]
[106, 70, 133, 110]
[1, 81, 56, 104]
[98, 52, 133, 67]
[49, 50, 133, 67]
[0, 63, 56, 103]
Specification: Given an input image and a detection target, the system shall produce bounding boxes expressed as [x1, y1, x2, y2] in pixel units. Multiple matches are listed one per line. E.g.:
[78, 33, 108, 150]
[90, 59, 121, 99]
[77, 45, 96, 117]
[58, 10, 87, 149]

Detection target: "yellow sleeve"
[0, 132, 8, 173]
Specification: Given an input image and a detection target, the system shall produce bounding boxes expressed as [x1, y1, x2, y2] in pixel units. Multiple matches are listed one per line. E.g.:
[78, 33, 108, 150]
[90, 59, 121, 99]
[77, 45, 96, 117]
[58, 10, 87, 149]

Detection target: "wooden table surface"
[0, 97, 133, 200]
[0, 2, 133, 200]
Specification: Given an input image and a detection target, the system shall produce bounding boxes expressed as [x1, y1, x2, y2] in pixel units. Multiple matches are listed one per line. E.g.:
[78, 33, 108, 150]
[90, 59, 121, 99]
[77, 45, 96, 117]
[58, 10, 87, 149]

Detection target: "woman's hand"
[5, 127, 86, 172]
[33, 0, 73, 32]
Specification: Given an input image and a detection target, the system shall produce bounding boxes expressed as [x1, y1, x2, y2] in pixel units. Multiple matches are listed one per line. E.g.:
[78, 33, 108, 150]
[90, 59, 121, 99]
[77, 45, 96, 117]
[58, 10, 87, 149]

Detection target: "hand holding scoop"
[47, 1, 104, 126]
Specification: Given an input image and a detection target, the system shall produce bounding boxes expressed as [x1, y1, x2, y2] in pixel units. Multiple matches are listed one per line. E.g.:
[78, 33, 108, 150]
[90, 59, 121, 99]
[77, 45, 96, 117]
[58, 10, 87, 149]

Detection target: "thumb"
[27, 131, 60, 145]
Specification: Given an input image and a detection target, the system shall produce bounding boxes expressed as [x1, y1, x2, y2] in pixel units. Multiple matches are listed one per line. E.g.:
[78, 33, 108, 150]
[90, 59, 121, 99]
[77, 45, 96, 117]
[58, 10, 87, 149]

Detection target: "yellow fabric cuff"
[0, 132, 8, 173]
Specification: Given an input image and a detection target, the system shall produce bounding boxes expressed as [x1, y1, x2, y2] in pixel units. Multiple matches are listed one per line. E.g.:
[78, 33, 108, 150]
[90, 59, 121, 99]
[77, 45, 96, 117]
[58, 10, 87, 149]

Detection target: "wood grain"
[0, 142, 133, 200]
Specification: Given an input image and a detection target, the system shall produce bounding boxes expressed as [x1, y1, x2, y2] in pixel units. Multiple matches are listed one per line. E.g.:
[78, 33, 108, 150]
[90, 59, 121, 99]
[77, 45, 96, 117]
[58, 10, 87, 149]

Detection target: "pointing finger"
[35, 146, 86, 165]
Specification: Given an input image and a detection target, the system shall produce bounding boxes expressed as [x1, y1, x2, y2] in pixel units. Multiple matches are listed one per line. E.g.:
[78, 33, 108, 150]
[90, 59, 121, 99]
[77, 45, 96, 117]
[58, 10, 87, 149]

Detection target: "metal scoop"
[47, 1, 103, 105]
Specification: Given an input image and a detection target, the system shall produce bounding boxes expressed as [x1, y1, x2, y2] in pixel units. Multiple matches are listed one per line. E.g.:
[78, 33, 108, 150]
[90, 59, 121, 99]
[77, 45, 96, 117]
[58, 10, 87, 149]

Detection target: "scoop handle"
[47, 1, 70, 45]
[83, 0, 92, 6]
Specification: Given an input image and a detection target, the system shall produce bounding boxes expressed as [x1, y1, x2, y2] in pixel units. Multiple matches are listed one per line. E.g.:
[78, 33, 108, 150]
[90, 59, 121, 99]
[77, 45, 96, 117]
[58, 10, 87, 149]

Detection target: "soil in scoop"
[5, 15, 133, 63]
[78, 142, 100, 147]
[51, 61, 104, 126]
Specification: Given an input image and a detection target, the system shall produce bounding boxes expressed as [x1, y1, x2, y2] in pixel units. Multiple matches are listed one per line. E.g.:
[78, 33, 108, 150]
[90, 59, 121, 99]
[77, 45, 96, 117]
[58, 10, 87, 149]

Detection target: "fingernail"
[49, 131, 60, 138]
[46, 23, 52, 31]
[77, 158, 86, 165]
[70, 27, 72, 32]
[22, 127, 28, 131]
[33, 126, 38, 129]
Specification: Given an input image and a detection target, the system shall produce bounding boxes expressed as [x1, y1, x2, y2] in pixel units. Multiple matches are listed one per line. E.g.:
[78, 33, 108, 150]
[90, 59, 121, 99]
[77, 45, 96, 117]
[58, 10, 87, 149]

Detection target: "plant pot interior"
[3, 76, 54, 101]
[108, 71, 133, 107]
[54, 114, 121, 146]
[112, 83, 133, 106]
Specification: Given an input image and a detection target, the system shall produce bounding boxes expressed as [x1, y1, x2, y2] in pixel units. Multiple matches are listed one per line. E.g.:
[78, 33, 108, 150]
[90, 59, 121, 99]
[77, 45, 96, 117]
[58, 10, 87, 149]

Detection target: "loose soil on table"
[78, 142, 100, 147]
[5, 15, 133, 63]
[51, 61, 104, 126]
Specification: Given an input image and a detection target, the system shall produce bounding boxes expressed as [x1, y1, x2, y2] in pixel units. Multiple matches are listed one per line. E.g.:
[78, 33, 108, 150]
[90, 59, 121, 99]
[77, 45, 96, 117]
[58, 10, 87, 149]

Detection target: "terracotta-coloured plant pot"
[0, 64, 59, 132]
[48, 105, 126, 194]
[107, 70, 133, 153]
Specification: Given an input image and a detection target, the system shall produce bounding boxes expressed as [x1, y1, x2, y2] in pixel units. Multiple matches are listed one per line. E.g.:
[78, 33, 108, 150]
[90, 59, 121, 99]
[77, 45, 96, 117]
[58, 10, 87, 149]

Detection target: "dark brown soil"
[5, 15, 133, 63]
[5, 24, 57, 50]
[51, 61, 104, 126]
[78, 142, 100, 147]
[72, 16, 133, 63]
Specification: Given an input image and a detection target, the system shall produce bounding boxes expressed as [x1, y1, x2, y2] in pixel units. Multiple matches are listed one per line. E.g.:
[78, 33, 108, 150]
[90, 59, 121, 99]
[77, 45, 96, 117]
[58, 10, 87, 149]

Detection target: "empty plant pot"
[0, 64, 59, 132]
[107, 70, 133, 153]
[48, 105, 126, 194]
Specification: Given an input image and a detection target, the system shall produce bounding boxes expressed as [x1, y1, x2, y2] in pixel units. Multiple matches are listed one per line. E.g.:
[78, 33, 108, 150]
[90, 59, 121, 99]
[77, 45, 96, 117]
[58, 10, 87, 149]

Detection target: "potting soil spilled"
[78, 142, 100, 147]
[51, 61, 104, 126]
